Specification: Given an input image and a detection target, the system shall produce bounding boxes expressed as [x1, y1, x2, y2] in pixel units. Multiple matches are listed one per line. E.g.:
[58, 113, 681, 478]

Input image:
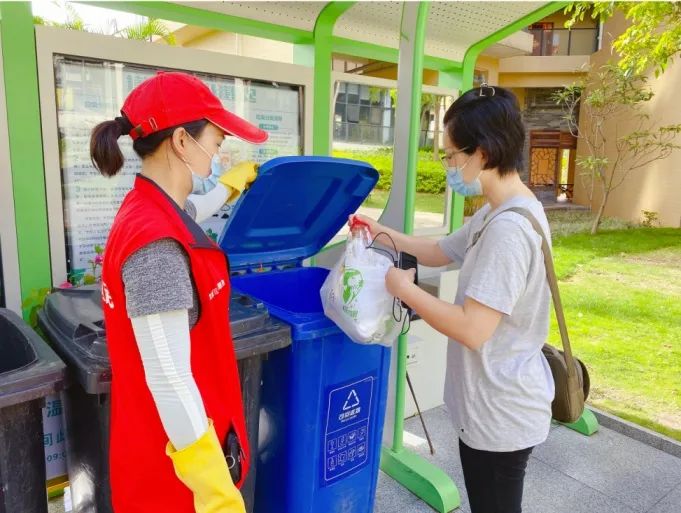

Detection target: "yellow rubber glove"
[167, 421, 246, 513]
[218, 162, 259, 203]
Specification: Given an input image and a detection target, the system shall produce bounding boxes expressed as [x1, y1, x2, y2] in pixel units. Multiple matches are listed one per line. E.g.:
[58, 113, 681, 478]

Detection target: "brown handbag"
[470, 206, 589, 424]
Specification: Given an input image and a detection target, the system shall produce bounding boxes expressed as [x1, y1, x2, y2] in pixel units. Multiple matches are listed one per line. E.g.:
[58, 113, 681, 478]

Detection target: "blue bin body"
[222, 156, 391, 513]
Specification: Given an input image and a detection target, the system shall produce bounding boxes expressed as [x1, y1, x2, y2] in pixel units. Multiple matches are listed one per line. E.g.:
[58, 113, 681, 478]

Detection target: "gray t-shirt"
[438, 195, 555, 452]
[122, 201, 200, 327]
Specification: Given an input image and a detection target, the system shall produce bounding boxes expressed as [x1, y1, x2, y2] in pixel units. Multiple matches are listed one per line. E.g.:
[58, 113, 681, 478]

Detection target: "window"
[333, 81, 393, 146]
[528, 22, 598, 56]
[346, 104, 360, 123]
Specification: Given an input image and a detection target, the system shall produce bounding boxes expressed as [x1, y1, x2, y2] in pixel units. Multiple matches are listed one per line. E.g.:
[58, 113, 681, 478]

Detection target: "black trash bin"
[0, 308, 66, 513]
[38, 285, 290, 513]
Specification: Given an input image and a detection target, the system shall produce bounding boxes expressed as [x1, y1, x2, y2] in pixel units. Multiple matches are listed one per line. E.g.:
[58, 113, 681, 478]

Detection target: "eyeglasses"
[440, 147, 469, 170]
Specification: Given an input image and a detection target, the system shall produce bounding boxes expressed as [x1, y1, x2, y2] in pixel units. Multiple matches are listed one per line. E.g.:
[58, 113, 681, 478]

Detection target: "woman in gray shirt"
[353, 85, 554, 513]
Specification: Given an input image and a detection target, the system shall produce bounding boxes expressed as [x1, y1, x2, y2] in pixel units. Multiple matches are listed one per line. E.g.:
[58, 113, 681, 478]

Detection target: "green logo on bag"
[342, 268, 364, 318]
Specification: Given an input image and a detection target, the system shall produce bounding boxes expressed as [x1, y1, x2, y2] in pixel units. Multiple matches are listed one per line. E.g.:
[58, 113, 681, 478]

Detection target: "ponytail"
[90, 116, 132, 177]
[90, 117, 209, 177]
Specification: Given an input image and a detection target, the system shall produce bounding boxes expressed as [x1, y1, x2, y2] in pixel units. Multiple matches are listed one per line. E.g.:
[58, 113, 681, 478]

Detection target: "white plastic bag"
[320, 223, 405, 346]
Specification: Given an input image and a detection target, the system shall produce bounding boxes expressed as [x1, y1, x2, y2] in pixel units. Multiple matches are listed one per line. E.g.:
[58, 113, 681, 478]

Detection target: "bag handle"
[469, 206, 578, 379]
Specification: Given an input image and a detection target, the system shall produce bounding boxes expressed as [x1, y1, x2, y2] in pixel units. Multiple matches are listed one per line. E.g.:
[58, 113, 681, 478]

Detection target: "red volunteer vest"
[101, 175, 249, 513]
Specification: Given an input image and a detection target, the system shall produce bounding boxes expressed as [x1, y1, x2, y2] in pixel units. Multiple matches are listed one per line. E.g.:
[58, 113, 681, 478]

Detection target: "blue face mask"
[185, 137, 224, 195]
[190, 154, 222, 195]
[446, 156, 483, 196]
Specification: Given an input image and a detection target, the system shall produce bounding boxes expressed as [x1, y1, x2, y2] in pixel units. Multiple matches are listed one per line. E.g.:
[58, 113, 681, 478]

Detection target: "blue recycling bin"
[222, 156, 392, 513]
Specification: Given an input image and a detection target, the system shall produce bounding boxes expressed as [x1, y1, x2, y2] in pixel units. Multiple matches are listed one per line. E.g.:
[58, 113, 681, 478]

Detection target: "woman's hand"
[386, 267, 416, 299]
[348, 214, 385, 239]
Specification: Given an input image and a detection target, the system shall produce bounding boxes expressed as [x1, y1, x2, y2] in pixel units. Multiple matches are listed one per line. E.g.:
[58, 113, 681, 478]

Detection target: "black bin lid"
[38, 285, 290, 394]
[0, 308, 66, 409]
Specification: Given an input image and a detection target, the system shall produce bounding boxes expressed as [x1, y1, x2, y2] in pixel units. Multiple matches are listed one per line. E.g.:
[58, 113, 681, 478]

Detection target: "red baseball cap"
[121, 71, 268, 144]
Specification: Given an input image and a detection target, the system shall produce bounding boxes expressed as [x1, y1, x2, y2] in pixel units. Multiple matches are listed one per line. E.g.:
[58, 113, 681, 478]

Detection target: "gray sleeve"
[437, 221, 472, 267]
[122, 238, 194, 318]
[464, 219, 532, 315]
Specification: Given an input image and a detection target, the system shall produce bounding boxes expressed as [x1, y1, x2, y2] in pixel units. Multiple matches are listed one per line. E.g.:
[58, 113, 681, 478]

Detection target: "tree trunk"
[591, 190, 609, 234]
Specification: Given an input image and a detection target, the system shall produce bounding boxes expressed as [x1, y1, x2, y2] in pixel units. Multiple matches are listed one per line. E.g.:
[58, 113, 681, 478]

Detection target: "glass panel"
[542, 30, 556, 55]
[570, 29, 598, 55]
[551, 30, 569, 56]
[54, 55, 304, 273]
[359, 106, 370, 122]
[335, 103, 346, 121]
[412, 93, 455, 233]
[346, 83, 360, 103]
[359, 85, 370, 105]
[346, 104, 360, 123]
[370, 106, 383, 125]
[527, 28, 597, 56]
[530, 29, 543, 56]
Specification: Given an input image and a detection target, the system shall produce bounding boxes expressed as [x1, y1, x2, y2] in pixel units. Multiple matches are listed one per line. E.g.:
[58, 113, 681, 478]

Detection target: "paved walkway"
[375, 406, 681, 513]
[48, 406, 681, 513]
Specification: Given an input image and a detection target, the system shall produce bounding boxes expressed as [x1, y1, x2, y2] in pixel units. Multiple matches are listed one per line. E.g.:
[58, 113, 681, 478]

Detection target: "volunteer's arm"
[129, 309, 208, 449]
[185, 161, 259, 224]
[186, 184, 230, 224]
[123, 240, 245, 513]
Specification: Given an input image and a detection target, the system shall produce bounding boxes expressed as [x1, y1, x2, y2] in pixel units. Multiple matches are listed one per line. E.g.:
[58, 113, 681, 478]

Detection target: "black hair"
[443, 85, 525, 176]
[90, 115, 208, 177]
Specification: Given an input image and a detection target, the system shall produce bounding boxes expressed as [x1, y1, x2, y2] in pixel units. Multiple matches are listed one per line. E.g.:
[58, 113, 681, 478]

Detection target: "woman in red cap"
[90, 72, 267, 513]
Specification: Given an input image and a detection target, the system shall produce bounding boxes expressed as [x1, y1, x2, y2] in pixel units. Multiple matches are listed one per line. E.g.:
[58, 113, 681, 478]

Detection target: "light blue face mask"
[189, 154, 222, 195]
[446, 156, 483, 197]
[185, 137, 224, 195]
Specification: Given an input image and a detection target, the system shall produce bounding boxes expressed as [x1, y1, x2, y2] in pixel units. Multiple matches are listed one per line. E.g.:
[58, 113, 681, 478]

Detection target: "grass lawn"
[546, 213, 681, 440]
[364, 189, 445, 214]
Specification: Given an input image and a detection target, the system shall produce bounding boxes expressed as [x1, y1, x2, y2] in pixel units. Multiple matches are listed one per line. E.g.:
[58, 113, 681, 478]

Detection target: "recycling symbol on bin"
[343, 389, 361, 411]
[342, 269, 364, 305]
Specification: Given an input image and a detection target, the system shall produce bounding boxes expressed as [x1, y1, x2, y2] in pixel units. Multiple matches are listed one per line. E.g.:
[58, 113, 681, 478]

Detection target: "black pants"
[459, 439, 533, 513]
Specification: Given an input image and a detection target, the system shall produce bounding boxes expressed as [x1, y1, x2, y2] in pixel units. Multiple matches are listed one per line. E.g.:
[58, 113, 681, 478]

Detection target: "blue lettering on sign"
[323, 375, 374, 485]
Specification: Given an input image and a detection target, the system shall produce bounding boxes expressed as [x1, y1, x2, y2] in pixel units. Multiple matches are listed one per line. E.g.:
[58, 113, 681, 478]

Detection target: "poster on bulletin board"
[53, 56, 304, 275]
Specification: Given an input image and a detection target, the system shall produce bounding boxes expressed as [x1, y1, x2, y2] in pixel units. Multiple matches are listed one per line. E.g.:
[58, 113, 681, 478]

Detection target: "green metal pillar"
[311, 2, 355, 155]
[0, 2, 52, 314]
[380, 3, 461, 512]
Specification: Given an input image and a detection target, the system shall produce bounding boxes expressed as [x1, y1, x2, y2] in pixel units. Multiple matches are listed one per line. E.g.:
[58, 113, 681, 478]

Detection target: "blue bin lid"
[220, 156, 378, 270]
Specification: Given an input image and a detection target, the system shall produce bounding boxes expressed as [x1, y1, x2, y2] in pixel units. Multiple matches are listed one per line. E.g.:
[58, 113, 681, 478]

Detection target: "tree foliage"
[566, 2, 681, 77]
[554, 63, 681, 234]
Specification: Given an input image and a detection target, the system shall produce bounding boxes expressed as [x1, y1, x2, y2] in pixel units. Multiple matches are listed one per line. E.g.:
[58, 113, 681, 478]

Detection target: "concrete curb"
[589, 407, 681, 459]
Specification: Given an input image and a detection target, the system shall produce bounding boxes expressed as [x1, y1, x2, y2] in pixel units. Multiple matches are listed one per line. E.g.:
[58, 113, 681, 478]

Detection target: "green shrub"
[333, 148, 446, 194]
